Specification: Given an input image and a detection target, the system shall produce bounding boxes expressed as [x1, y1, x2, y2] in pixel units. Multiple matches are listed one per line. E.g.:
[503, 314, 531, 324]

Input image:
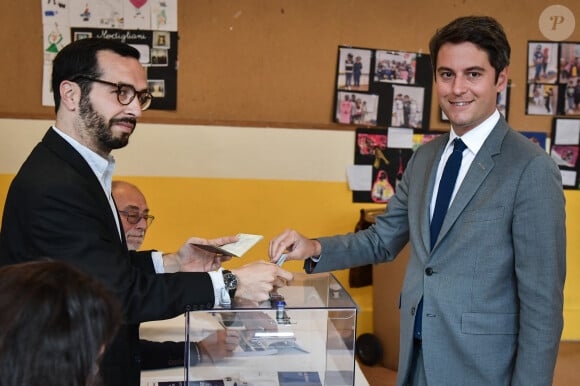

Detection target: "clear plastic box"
[141, 272, 359, 386]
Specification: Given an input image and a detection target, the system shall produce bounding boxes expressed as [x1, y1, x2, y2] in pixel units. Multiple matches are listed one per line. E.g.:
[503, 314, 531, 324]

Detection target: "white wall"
[0, 118, 355, 182]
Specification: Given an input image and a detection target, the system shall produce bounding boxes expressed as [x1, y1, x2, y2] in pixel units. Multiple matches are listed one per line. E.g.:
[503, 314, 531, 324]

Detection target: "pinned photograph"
[336, 47, 372, 92]
[335, 91, 379, 126]
[527, 41, 558, 84]
[374, 50, 417, 85]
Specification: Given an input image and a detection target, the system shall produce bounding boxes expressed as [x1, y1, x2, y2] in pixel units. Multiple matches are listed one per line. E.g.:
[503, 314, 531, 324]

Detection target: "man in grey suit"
[269, 16, 566, 386]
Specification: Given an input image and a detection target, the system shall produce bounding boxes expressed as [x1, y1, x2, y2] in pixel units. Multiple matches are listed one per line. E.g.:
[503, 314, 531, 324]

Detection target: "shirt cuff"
[151, 251, 165, 273]
[304, 255, 320, 273]
[208, 268, 230, 307]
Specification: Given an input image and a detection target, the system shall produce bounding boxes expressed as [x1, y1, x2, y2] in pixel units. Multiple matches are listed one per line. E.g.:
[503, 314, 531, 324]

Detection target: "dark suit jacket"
[139, 340, 200, 370]
[0, 128, 215, 386]
[308, 117, 566, 386]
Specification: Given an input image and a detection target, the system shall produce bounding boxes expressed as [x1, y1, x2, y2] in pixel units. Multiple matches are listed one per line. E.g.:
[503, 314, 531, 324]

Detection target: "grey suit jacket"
[310, 117, 566, 386]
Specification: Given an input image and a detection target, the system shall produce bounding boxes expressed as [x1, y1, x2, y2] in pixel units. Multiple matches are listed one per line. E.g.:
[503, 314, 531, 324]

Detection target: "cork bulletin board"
[0, 0, 578, 131]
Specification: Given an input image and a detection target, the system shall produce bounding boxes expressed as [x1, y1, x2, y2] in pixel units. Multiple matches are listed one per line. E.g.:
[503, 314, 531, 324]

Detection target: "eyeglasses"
[118, 210, 155, 226]
[71, 75, 153, 111]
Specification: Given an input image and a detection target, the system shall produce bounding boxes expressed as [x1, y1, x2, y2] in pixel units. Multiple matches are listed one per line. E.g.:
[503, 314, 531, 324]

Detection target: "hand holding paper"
[193, 234, 264, 257]
[164, 234, 239, 273]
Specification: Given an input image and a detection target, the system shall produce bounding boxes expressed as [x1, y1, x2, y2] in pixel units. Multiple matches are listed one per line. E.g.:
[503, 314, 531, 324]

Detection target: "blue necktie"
[414, 138, 467, 341]
[430, 138, 467, 248]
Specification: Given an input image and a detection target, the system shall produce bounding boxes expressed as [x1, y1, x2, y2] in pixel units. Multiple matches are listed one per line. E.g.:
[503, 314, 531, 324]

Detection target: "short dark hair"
[0, 260, 121, 386]
[429, 16, 510, 82]
[51, 38, 141, 112]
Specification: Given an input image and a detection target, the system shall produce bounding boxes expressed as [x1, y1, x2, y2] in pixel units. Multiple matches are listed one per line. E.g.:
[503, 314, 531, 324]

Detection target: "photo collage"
[334, 46, 436, 203]
[42, 0, 178, 110]
[526, 41, 580, 117]
[551, 118, 580, 189]
[334, 45, 433, 129]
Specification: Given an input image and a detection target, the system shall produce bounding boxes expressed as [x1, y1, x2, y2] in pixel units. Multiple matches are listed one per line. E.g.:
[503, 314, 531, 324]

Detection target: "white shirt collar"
[51, 126, 116, 196]
[448, 109, 500, 155]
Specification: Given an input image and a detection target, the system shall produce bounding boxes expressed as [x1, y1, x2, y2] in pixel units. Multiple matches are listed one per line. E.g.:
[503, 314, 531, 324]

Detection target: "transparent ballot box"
[140, 272, 359, 386]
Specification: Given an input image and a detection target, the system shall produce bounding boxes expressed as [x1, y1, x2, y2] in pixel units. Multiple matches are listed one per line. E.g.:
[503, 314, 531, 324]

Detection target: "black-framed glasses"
[118, 210, 155, 226]
[71, 75, 153, 111]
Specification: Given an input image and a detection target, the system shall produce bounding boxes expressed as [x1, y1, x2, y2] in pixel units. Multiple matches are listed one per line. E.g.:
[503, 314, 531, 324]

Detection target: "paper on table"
[193, 233, 263, 257]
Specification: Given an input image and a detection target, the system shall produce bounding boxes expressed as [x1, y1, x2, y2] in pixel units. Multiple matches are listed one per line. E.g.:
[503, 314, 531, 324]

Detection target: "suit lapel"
[432, 119, 509, 251]
[420, 134, 449, 256]
[112, 196, 129, 250]
[42, 128, 122, 244]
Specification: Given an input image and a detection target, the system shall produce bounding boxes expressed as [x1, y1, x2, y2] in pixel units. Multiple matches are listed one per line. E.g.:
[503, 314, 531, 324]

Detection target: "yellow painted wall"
[1, 173, 578, 339]
[564, 189, 580, 339]
[0, 173, 376, 336]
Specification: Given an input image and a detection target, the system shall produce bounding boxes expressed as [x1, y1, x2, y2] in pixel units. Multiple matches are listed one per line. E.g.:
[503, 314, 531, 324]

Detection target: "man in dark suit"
[269, 16, 566, 386]
[0, 38, 292, 386]
[112, 180, 239, 369]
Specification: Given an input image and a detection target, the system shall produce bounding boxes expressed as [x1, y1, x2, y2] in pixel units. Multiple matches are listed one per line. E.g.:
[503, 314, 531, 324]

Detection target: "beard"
[78, 94, 136, 153]
[125, 233, 144, 251]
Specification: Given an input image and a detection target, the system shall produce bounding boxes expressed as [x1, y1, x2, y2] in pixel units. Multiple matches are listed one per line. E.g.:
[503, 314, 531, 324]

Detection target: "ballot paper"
[193, 233, 263, 257]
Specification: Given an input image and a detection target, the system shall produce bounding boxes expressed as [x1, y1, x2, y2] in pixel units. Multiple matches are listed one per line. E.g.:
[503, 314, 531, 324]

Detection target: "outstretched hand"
[268, 229, 321, 265]
[163, 235, 238, 273]
[232, 261, 294, 303]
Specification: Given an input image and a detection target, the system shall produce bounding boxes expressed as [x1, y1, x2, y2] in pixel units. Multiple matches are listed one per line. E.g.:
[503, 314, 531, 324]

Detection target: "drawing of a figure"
[45, 23, 63, 53]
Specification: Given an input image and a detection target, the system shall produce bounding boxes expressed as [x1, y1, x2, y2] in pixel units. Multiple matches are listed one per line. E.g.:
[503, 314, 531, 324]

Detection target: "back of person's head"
[429, 15, 510, 82]
[0, 260, 121, 386]
[51, 38, 141, 112]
